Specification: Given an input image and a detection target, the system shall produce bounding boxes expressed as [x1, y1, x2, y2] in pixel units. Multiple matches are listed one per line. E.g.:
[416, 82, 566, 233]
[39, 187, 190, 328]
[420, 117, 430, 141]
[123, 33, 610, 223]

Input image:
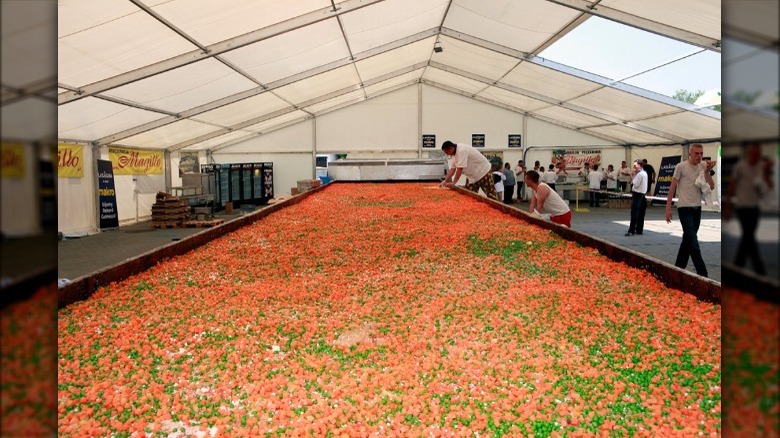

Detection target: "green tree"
[673, 89, 721, 112]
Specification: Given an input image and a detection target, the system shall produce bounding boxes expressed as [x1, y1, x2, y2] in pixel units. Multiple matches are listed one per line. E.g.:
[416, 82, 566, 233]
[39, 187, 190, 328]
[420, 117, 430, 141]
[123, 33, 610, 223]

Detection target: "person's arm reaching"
[703, 161, 715, 190]
[442, 167, 464, 188]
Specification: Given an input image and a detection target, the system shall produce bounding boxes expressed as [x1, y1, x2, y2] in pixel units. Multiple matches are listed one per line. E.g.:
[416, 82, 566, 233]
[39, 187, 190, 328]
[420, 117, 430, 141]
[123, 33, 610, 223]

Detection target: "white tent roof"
[54, 0, 723, 150]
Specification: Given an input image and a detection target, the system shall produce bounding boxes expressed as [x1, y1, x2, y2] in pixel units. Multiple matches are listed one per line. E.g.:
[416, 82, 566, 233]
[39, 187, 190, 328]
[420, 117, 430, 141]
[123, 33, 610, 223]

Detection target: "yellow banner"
[58, 144, 84, 178]
[0, 142, 25, 178]
[109, 146, 163, 175]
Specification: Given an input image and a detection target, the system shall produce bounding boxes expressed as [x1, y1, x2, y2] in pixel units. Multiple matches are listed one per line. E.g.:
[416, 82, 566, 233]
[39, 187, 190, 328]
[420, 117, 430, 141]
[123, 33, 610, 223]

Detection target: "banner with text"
[1, 142, 26, 178]
[97, 159, 119, 229]
[652, 155, 682, 202]
[552, 148, 602, 174]
[109, 146, 163, 175]
[58, 144, 84, 178]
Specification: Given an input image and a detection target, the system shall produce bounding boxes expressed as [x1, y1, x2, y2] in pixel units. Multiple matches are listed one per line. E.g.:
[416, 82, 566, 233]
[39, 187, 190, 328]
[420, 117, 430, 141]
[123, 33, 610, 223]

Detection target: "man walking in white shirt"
[665, 144, 715, 277]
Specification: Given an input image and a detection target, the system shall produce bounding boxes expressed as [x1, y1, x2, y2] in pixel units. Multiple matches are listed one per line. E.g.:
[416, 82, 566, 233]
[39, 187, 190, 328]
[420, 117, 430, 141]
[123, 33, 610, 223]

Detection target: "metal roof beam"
[441, 28, 721, 120]
[440, 27, 530, 59]
[2, 76, 57, 105]
[93, 31, 436, 146]
[545, 0, 721, 52]
[421, 79, 627, 145]
[58, 0, 388, 105]
[428, 61, 686, 142]
[524, 56, 722, 119]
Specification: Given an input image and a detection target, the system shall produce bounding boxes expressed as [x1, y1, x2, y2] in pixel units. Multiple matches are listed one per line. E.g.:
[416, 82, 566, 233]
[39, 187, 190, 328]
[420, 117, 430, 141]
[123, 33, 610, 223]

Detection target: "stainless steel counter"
[328, 158, 448, 181]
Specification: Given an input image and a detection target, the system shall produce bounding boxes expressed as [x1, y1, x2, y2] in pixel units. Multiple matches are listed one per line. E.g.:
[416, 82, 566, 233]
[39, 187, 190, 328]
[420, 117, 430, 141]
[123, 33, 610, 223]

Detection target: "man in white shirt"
[586, 164, 603, 207]
[618, 160, 632, 192]
[543, 164, 558, 192]
[724, 143, 772, 275]
[525, 170, 571, 227]
[626, 160, 647, 236]
[605, 164, 618, 191]
[439, 141, 499, 200]
[665, 144, 715, 277]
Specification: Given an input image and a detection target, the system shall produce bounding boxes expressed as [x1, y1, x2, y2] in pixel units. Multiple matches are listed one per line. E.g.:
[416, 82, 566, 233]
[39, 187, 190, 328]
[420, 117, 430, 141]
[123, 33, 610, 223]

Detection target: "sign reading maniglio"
[109, 146, 163, 175]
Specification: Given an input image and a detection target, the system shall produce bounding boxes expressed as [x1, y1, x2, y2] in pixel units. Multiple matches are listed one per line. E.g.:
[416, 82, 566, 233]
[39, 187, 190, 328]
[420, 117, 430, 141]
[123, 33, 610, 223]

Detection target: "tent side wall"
[57, 84, 715, 235]
[57, 144, 96, 236]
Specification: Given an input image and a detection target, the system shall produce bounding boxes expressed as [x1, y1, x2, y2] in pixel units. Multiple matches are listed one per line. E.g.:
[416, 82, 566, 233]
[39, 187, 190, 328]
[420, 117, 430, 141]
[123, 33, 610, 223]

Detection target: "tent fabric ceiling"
[56, 0, 722, 150]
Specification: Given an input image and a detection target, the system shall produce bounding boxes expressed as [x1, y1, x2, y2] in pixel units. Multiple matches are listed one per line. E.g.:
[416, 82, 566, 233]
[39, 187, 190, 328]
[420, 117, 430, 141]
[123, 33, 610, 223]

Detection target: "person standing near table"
[664, 144, 715, 277]
[514, 160, 526, 201]
[586, 163, 603, 207]
[492, 164, 506, 200]
[605, 164, 618, 191]
[503, 162, 516, 204]
[626, 160, 648, 236]
[618, 161, 631, 192]
[525, 170, 572, 227]
[544, 164, 558, 192]
[439, 140, 499, 200]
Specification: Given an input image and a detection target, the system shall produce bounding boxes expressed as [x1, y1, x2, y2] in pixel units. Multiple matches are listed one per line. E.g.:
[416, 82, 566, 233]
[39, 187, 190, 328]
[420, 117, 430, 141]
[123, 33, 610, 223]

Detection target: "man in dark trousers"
[626, 160, 647, 236]
[665, 144, 715, 277]
[502, 162, 516, 204]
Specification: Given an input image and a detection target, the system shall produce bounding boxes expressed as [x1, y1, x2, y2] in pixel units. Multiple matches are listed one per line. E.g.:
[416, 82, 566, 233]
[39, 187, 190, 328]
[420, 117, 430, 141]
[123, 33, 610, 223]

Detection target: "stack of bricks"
[607, 197, 631, 209]
[293, 179, 322, 195]
[151, 192, 190, 227]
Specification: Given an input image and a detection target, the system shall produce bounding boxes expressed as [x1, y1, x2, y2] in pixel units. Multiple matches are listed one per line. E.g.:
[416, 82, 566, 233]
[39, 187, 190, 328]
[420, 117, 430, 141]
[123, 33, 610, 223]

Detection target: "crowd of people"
[438, 139, 776, 280]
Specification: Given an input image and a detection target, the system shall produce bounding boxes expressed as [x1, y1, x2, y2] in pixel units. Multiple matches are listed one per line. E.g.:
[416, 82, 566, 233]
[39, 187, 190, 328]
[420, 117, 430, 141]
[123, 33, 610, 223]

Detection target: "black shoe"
[625, 232, 634, 236]
[636, 232, 643, 235]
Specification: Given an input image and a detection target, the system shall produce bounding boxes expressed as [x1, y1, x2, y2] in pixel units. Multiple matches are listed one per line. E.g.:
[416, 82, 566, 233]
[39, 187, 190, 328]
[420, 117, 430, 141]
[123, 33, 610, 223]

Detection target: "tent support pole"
[164, 149, 172, 193]
[418, 82, 423, 158]
[312, 118, 317, 179]
[91, 143, 100, 233]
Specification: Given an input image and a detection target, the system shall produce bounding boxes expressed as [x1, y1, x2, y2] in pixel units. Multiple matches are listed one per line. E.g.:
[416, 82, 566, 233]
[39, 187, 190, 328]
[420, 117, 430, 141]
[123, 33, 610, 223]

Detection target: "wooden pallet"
[153, 215, 188, 221]
[182, 219, 224, 228]
[152, 221, 182, 228]
[152, 204, 188, 211]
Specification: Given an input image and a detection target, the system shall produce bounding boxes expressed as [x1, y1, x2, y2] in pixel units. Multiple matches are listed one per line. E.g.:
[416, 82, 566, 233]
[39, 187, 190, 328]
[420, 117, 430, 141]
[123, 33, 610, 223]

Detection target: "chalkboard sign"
[652, 155, 682, 204]
[472, 134, 485, 148]
[508, 134, 522, 148]
[422, 134, 436, 148]
[97, 159, 119, 229]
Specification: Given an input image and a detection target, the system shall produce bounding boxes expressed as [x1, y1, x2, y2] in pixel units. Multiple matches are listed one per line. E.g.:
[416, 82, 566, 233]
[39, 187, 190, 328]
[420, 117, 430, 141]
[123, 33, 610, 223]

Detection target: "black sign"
[97, 159, 119, 229]
[422, 134, 436, 148]
[652, 155, 682, 204]
[508, 134, 522, 148]
[472, 134, 485, 148]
